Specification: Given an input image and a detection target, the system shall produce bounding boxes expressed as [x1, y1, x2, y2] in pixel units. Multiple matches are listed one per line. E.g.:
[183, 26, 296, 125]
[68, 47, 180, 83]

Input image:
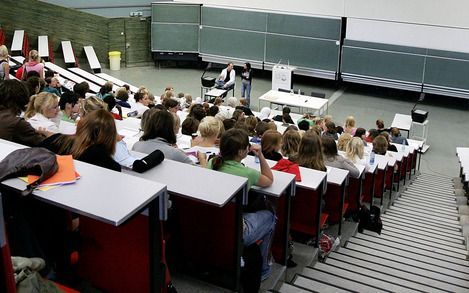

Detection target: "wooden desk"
[258, 90, 328, 115]
[44, 62, 101, 93]
[0, 139, 168, 292]
[125, 155, 248, 291]
[96, 73, 139, 93]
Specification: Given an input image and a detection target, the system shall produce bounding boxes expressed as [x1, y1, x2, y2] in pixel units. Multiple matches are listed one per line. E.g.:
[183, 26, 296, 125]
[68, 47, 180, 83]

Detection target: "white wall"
[177, 0, 469, 29]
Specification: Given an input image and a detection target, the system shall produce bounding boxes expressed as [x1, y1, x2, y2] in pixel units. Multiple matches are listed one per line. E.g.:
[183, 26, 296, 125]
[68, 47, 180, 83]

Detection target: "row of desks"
[457, 147, 469, 183]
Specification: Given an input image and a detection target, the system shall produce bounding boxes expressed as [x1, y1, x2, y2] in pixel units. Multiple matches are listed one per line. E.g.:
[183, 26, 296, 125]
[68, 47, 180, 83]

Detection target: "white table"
[69, 67, 119, 92]
[457, 147, 469, 183]
[84, 46, 102, 72]
[204, 88, 227, 101]
[258, 90, 328, 115]
[61, 41, 76, 65]
[96, 72, 139, 93]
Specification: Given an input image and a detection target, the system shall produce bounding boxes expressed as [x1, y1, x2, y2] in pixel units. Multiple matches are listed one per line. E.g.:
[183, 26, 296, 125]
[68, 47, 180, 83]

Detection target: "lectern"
[272, 64, 295, 91]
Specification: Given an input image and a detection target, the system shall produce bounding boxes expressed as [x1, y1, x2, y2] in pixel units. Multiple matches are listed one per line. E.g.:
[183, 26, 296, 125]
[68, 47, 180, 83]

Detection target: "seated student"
[291, 131, 326, 171]
[337, 133, 352, 152]
[0, 80, 48, 146]
[208, 128, 275, 281]
[232, 109, 245, 121]
[376, 119, 389, 133]
[250, 121, 270, 144]
[322, 136, 359, 177]
[73, 81, 90, 100]
[258, 107, 271, 121]
[215, 62, 236, 92]
[71, 109, 121, 171]
[354, 127, 368, 146]
[58, 91, 79, 123]
[181, 94, 193, 110]
[133, 110, 206, 166]
[208, 105, 219, 117]
[103, 95, 123, 120]
[297, 113, 315, 129]
[244, 116, 258, 136]
[372, 135, 388, 156]
[297, 119, 310, 132]
[261, 130, 283, 161]
[188, 103, 206, 122]
[131, 92, 150, 118]
[281, 129, 301, 159]
[190, 116, 223, 157]
[322, 121, 338, 140]
[22, 50, 45, 79]
[273, 107, 294, 124]
[344, 116, 357, 135]
[390, 127, 408, 145]
[236, 98, 255, 117]
[25, 76, 42, 96]
[163, 98, 179, 114]
[43, 77, 62, 97]
[379, 131, 398, 152]
[365, 128, 379, 144]
[181, 116, 200, 136]
[115, 87, 131, 108]
[346, 137, 370, 171]
[223, 118, 236, 131]
[25, 92, 60, 133]
[97, 81, 114, 100]
[79, 95, 106, 118]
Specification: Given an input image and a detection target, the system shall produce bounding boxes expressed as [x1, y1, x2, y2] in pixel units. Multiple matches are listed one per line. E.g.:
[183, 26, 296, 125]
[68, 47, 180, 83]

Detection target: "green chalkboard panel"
[427, 49, 469, 61]
[265, 35, 339, 71]
[152, 4, 200, 23]
[341, 46, 425, 83]
[151, 23, 199, 52]
[200, 27, 265, 61]
[267, 14, 341, 40]
[201, 7, 267, 32]
[424, 57, 469, 90]
[344, 40, 427, 55]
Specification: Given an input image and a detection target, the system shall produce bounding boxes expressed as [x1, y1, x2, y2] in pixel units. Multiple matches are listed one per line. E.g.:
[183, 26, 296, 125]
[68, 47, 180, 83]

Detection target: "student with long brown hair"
[281, 130, 301, 159]
[71, 109, 121, 171]
[261, 130, 283, 161]
[322, 136, 359, 177]
[292, 131, 326, 171]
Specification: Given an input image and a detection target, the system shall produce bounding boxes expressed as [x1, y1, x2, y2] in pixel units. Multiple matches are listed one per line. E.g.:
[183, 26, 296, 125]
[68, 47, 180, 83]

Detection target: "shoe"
[286, 255, 297, 268]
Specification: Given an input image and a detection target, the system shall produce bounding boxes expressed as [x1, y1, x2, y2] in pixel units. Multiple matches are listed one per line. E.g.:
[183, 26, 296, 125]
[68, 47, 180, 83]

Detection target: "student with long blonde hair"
[25, 92, 60, 133]
[345, 137, 369, 171]
[22, 50, 45, 79]
[0, 45, 10, 80]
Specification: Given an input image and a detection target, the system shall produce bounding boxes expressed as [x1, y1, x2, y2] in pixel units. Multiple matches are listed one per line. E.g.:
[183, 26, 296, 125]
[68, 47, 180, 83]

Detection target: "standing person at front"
[208, 128, 275, 281]
[240, 62, 252, 105]
[215, 62, 236, 92]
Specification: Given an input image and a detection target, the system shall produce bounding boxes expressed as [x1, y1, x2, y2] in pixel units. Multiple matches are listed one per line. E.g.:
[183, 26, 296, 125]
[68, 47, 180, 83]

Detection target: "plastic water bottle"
[369, 151, 375, 165]
[255, 155, 260, 164]
[401, 144, 405, 152]
[298, 88, 301, 96]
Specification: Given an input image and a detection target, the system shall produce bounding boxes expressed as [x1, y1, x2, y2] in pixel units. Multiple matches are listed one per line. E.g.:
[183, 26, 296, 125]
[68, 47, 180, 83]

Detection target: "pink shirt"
[25, 61, 44, 77]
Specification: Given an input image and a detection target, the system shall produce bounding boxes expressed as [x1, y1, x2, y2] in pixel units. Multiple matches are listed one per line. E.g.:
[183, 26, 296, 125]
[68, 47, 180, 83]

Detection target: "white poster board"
[272, 65, 295, 91]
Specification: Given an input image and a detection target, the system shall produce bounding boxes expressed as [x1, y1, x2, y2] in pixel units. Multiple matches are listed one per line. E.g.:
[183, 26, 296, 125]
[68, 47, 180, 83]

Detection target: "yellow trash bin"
[108, 51, 121, 70]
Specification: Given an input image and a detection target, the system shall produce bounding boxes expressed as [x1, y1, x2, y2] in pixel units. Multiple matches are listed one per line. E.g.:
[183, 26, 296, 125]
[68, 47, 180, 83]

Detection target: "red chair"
[0, 238, 16, 293]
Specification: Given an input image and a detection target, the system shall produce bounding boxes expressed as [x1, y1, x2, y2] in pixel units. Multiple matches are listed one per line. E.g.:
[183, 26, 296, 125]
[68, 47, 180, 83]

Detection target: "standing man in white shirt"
[215, 62, 236, 95]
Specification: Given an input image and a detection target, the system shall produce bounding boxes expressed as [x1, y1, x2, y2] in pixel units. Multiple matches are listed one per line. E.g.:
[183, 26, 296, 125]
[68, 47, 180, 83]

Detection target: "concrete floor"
[103, 63, 469, 178]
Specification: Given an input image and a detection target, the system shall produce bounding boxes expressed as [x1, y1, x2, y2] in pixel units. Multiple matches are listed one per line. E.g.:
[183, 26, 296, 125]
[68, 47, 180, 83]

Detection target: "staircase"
[278, 173, 469, 292]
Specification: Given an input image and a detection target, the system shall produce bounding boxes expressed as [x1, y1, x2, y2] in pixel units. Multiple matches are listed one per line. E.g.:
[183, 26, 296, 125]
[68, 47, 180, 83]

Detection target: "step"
[405, 187, 456, 199]
[298, 268, 386, 293]
[291, 277, 351, 293]
[382, 224, 466, 248]
[352, 234, 469, 265]
[418, 173, 452, 180]
[346, 241, 469, 275]
[381, 214, 464, 237]
[278, 282, 314, 293]
[396, 197, 457, 213]
[402, 192, 457, 205]
[390, 205, 460, 222]
[328, 252, 469, 292]
[411, 179, 454, 188]
[362, 230, 468, 257]
[413, 175, 453, 183]
[392, 203, 459, 220]
[385, 210, 462, 231]
[338, 247, 469, 282]
[311, 262, 419, 293]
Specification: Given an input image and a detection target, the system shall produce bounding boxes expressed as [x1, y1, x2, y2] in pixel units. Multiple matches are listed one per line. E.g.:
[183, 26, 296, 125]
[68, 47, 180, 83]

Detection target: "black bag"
[0, 148, 58, 196]
[358, 205, 383, 234]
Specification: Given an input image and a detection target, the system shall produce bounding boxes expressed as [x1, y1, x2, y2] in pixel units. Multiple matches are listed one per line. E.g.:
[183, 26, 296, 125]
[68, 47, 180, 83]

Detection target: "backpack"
[0, 147, 58, 196]
[358, 205, 383, 234]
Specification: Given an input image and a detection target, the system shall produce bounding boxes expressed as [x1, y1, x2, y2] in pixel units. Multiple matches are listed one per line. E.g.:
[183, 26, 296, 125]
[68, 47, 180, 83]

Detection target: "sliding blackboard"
[424, 57, 469, 91]
[341, 40, 426, 85]
[152, 23, 199, 52]
[267, 13, 341, 40]
[265, 35, 339, 71]
[201, 7, 267, 32]
[151, 3, 200, 52]
[200, 27, 265, 61]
